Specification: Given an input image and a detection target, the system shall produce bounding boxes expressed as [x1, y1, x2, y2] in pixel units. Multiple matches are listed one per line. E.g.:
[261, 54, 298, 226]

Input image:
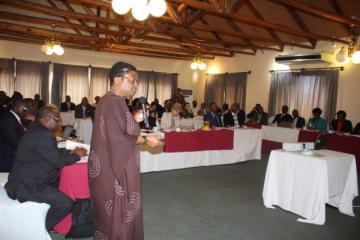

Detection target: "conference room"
[0, 1, 359, 240]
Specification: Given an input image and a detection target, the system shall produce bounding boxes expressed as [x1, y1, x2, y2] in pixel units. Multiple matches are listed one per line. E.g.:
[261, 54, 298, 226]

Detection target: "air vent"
[275, 53, 332, 64]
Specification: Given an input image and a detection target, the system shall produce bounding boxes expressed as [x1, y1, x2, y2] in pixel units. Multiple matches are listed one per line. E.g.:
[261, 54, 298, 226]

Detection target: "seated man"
[307, 107, 328, 131]
[353, 122, 360, 135]
[204, 102, 223, 127]
[60, 95, 75, 112]
[5, 105, 87, 230]
[223, 102, 245, 127]
[292, 109, 306, 129]
[273, 105, 293, 125]
[0, 99, 28, 172]
[75, 97, 94, 118]
[330, 110, 353, 133]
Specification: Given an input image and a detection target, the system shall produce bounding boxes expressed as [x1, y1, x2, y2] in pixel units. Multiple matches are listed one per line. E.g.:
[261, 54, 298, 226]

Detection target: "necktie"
[19, 119, 25, 131]
[67, 102, 71, 111]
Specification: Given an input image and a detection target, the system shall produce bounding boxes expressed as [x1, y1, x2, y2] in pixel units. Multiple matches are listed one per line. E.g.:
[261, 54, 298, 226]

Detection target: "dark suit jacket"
[204, 112, 223, 127]
[223, 110, 245, 127]
[60, 101, 76, 112]
[353, 122, 360, 135]
[294, 116, 306, 128]
[273, 113, 293, 124]
[5, 123, 79, 197]
[0, 109, 25, 172]
[75, 104, 94, 118]
[331, 119, 353, 133]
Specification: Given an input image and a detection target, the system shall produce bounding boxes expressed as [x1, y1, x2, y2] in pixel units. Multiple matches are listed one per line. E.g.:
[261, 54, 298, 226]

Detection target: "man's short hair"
[36, 105, 59, 121]
[312, 107, 322, 115]
[336, 110, 346, 118]
[109, 61, 137, 86]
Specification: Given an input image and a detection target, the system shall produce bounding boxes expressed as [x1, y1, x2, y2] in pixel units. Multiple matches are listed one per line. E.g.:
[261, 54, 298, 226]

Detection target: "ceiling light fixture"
[112, 0, 167, 21]
[190, 46, 206, 71]
[335, 47, 347, 63]
[40, 25, 64, 56]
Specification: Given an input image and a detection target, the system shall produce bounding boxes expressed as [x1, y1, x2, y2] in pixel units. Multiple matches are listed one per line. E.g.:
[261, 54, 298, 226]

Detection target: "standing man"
[75, 97, 94, 118]
[0, 99, 28, 172]
[5, 105, 86, 230]
[61, 95, 76, 112]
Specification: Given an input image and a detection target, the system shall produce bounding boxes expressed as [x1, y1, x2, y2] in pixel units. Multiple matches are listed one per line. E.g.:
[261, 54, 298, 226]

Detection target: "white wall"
[1, 39, 359, 124]
[204, 41, 360, 124]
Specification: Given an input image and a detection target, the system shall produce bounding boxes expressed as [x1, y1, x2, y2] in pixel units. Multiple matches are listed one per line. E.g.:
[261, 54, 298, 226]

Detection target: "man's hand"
[72, 147, 87, 157]
[146, 135, 164, 148]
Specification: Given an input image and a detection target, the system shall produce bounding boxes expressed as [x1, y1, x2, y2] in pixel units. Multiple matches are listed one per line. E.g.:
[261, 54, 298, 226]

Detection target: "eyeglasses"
[48, 115, 61, 123]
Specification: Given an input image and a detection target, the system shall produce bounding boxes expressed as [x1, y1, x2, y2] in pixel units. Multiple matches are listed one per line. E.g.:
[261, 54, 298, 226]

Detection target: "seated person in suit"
[353, 122, 360, 135]
[5, 105, 87, 230]
[182, 102, 194, 119]
[0, 99, 28, 172]
[292, 109, 306, 129]
[307, 107, 328, 131]
[247, 103, 261, 121]
[223, 102, 245, 127]
[204, 102, 223, 127]
[161, 103, 183, 130]
[330, 110, 353, 133]
[60, 95, 76, 112]
[192, 100, 199, 116]
[75, 97, 94, 118]
[273, 105, 293, 125]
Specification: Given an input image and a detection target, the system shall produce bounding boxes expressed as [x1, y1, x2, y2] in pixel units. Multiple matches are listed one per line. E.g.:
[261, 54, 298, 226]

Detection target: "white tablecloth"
[263, 149, 358, 225]
[73, 118, 93, 145]
[140, 128, 262, 173]
[60, 111, 75, 126]
[261, 125, 300, 143]
[0, 173, 8, 187]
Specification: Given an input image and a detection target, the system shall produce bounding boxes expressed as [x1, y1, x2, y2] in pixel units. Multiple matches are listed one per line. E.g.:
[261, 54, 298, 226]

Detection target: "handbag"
[66, 198, 93, 238]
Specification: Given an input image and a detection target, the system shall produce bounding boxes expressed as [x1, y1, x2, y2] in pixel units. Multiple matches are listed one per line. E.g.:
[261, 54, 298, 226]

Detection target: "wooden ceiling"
[0, 0, 359, 60]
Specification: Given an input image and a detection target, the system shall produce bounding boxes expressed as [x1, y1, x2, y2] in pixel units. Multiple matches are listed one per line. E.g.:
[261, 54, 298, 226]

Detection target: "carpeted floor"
[51, 155, 360, 240]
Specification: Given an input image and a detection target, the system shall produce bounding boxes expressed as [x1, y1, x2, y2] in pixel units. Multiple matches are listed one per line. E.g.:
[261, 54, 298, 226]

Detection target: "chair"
[0, 186, 52, 240]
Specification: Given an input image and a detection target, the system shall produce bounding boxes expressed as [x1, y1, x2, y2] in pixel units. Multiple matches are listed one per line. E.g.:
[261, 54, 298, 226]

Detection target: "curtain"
[204, 72, 248, 108]
[0, 58, 15, 96]
[90, 67, 109, 103]
[224, 72, 247, 109]
[63, 65, 89, 105]
[40, 62, 50, 104]
[51, 63, 66, 108]
[134, 71, 177, 104]
[268, 70, 339, 123]
[15, 60, 49, 99]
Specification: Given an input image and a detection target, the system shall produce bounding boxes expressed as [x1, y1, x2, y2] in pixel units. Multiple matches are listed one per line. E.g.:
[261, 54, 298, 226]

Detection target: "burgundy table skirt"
[163, 129, 234, 152]
[243, 122, 262, 129]
[53, 162, 89, 235]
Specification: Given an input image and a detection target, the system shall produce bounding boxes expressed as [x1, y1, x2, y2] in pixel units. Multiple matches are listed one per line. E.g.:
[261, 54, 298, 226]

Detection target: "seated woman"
[330, 110, 353, 133]
[307, 107, 328, 131]
[160, 103, 183, 130]
[182, 102, 194, 119]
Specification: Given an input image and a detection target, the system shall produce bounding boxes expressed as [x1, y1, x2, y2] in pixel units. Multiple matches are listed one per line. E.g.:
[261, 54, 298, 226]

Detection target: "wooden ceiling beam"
[245, 1, 284, 50]
[46, 0, 82, 36]
[270, 0, 360, 29]
[225, 0, 248, 14]
[166, 2, 183, 24]
[167, 0, 351, 45]
[0, 11, 130, 38]
[199, 17, 234, 56]
[328, 0, 353, 36]
[140, 35, 257, 54]
[224, 19, 256, 53]
[285, 6, 317, 48]
[1, 0, 282, 47]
